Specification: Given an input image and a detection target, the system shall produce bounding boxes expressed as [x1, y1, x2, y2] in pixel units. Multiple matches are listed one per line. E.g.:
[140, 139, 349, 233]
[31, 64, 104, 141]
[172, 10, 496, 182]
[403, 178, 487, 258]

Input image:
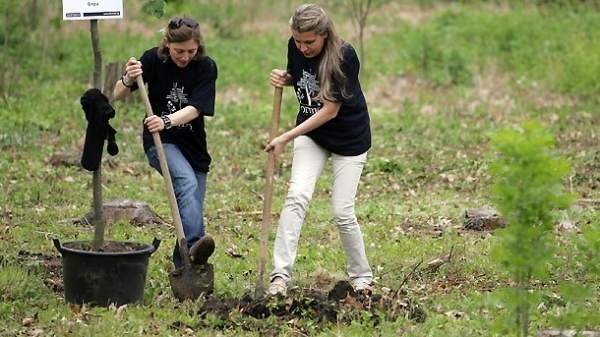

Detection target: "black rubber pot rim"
[53, 238, 161, 257]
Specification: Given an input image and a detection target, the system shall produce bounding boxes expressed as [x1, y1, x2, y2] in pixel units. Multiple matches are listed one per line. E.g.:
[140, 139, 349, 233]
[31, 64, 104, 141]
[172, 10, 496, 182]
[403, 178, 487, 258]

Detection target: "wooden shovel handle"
[136, 76, 192, 268]
[255, 86, 283, 297]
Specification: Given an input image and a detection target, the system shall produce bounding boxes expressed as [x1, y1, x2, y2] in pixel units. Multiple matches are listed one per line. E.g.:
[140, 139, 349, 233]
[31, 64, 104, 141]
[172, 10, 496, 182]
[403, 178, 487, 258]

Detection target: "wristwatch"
[161, 115, 172, 129]
[121, 73, 134, 88]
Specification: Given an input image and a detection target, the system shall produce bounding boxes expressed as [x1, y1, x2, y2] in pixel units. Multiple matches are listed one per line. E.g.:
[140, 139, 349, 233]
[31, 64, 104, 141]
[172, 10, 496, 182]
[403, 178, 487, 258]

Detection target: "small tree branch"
[395, 259, 423, 298]
[348, 0, 375, 78]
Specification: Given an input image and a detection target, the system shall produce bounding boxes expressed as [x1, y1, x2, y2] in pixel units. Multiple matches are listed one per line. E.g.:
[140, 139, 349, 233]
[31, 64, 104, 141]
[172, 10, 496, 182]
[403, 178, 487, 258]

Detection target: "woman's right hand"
[124, 57, 143, 83]
[264, 134, 290, 157]
[270, 69, 291, 88]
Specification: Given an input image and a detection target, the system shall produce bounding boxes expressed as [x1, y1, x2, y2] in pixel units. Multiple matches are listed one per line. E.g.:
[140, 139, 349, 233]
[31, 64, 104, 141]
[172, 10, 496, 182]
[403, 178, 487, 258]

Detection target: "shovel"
[136, 76, 212, 301]
[255, 86, 283, 298]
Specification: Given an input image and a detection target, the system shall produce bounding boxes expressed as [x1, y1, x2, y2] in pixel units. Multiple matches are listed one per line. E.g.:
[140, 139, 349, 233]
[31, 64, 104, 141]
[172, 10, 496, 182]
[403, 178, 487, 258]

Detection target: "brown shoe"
[189, 235, 215, 265]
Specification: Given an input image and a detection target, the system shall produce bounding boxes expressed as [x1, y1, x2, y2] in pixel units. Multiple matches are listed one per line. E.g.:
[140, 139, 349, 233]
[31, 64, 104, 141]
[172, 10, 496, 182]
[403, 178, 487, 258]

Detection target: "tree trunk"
[516, 277, 530, 337]
[91, 20, 102, 89]
[359, 24, 365, 78]
[90, 19, 105, 250]
[1, 4, 10, 99]
[349, 0, 372, 80]
[30, 0, 38, 30]
[38, 0, 49, 80]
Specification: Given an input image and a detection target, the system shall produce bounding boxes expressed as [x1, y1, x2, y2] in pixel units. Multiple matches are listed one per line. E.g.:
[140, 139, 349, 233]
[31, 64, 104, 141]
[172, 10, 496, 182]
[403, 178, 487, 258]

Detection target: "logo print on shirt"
[166, 83, 188, 113]
[296, 70, 320, 110]
[164, 82, 193, 130]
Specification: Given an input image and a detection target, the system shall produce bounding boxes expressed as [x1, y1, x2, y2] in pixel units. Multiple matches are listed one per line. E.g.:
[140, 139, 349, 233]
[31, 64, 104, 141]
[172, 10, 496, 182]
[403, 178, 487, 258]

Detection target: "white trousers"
[270, 136, 372, 285]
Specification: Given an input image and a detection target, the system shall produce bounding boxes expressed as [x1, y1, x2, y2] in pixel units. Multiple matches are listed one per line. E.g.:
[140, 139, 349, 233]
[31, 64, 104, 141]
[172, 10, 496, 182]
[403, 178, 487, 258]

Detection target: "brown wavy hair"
[289, 4, 348, 101]
[157, 16, 205, 62]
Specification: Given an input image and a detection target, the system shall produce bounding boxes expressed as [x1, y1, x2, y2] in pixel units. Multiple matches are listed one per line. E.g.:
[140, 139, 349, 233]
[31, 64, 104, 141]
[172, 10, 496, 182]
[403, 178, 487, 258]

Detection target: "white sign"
[63, 0, 123, 21]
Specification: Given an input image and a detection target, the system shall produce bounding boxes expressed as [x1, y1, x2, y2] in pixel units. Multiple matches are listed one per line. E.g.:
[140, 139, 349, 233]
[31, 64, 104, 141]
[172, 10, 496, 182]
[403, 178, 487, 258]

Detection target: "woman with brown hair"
[113, 16, 216, 269]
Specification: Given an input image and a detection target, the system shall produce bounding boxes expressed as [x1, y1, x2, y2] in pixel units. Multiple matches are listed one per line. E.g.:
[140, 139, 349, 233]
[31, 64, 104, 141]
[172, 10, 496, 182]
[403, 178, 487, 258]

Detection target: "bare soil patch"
[17, 250, 63, 294]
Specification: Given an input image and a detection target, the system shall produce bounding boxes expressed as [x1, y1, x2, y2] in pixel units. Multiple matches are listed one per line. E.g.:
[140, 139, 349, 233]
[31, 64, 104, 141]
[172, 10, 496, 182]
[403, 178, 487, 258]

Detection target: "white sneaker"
[351, 280, 373, 293]
[267, 277, 288, 296]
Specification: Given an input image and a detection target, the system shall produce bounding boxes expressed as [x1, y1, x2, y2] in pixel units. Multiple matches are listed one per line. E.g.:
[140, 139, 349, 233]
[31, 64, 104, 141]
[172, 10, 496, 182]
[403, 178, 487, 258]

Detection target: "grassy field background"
[0, 1, 598, 336]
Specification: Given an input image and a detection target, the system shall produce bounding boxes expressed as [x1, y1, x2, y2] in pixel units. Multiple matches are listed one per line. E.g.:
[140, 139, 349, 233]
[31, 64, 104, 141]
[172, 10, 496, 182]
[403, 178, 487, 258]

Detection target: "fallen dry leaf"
[22, 316, 35, 327]
[225, 246, 243, 258]
[426, 258, 445, 268]
[30, 328, 45, 337]
[116, 304, 127, 317]
[445, 310, 468, 319]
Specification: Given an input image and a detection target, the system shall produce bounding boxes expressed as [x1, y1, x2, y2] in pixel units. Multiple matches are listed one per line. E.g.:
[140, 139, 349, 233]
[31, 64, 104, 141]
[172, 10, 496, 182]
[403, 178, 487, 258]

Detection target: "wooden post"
[103, 61, 133, 103]
[103, 62, 121, 102]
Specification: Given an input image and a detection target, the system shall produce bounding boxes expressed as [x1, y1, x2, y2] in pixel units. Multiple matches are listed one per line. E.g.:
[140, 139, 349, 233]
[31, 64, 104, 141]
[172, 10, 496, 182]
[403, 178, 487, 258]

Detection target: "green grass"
[1, 1, 598, 336]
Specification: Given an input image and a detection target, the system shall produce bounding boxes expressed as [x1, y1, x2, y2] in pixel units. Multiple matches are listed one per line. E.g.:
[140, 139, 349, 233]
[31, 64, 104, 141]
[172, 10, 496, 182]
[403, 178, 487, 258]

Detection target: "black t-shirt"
[286, 38, 371, 156]
[131, 47, 217, 172]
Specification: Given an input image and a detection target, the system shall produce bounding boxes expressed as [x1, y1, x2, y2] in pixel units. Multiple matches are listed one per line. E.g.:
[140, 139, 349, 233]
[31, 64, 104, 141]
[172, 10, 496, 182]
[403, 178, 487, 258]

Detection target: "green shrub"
[404, 26, 472, 86]
[489, 122, 574, 336]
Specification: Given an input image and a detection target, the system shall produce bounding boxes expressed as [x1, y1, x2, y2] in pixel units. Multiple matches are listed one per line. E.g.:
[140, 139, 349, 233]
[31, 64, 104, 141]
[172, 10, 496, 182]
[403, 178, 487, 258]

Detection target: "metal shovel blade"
[168, 263, 214, 301]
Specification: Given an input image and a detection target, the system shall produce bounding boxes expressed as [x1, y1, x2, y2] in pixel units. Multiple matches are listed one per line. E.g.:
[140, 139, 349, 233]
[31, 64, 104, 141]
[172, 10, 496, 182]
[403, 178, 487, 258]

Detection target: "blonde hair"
[157, 16, 205, 62]
[290, 4, 348, 101]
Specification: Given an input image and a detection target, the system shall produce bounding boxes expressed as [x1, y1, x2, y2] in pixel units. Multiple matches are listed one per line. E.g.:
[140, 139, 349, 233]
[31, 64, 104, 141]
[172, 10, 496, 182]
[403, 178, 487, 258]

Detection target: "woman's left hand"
[144, 115, 165, 133]
[264, 134, 289, 157]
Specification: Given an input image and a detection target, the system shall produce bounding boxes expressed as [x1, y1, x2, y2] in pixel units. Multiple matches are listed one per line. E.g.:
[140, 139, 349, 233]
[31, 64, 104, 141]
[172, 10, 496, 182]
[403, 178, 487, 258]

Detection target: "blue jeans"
[147, 144, 207, 268]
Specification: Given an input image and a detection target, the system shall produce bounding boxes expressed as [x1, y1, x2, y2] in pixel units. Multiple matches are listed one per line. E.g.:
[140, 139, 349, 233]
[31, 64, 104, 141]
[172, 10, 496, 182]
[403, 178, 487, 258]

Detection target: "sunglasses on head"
[168, 17, 199, 29]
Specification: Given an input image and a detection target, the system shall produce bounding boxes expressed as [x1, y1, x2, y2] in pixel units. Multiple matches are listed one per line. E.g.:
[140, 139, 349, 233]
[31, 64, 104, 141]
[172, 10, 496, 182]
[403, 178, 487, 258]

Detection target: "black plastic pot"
[53, 238, 160, 307]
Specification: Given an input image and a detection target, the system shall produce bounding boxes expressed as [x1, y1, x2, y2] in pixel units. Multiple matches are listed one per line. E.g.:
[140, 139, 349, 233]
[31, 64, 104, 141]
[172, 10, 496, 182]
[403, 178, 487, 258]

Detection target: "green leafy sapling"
[489, 122, 574, 337]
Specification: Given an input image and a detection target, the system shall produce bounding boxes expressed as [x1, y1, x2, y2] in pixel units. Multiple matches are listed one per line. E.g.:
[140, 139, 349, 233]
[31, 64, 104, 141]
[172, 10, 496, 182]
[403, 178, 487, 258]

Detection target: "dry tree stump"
[80, 199, 162, 226]
[463, 206, 506, 231]
[103, 61, 134, 103]
[537, 330, 600, 337]
[48, 150, 82, 168]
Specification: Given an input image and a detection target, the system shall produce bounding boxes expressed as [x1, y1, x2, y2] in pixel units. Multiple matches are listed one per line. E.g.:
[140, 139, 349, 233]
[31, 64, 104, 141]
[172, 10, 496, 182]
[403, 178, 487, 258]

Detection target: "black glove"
[80, 88, 118, 171]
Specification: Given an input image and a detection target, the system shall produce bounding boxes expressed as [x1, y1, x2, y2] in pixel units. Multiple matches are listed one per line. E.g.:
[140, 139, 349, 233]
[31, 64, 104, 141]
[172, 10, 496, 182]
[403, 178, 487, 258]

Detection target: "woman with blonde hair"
[266, 4, 373, 296]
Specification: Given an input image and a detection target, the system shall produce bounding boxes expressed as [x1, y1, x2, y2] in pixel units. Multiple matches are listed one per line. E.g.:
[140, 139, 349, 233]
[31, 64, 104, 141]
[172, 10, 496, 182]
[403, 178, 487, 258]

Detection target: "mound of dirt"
[194, 281, 425, 333]
[62, 240, 148, 253]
